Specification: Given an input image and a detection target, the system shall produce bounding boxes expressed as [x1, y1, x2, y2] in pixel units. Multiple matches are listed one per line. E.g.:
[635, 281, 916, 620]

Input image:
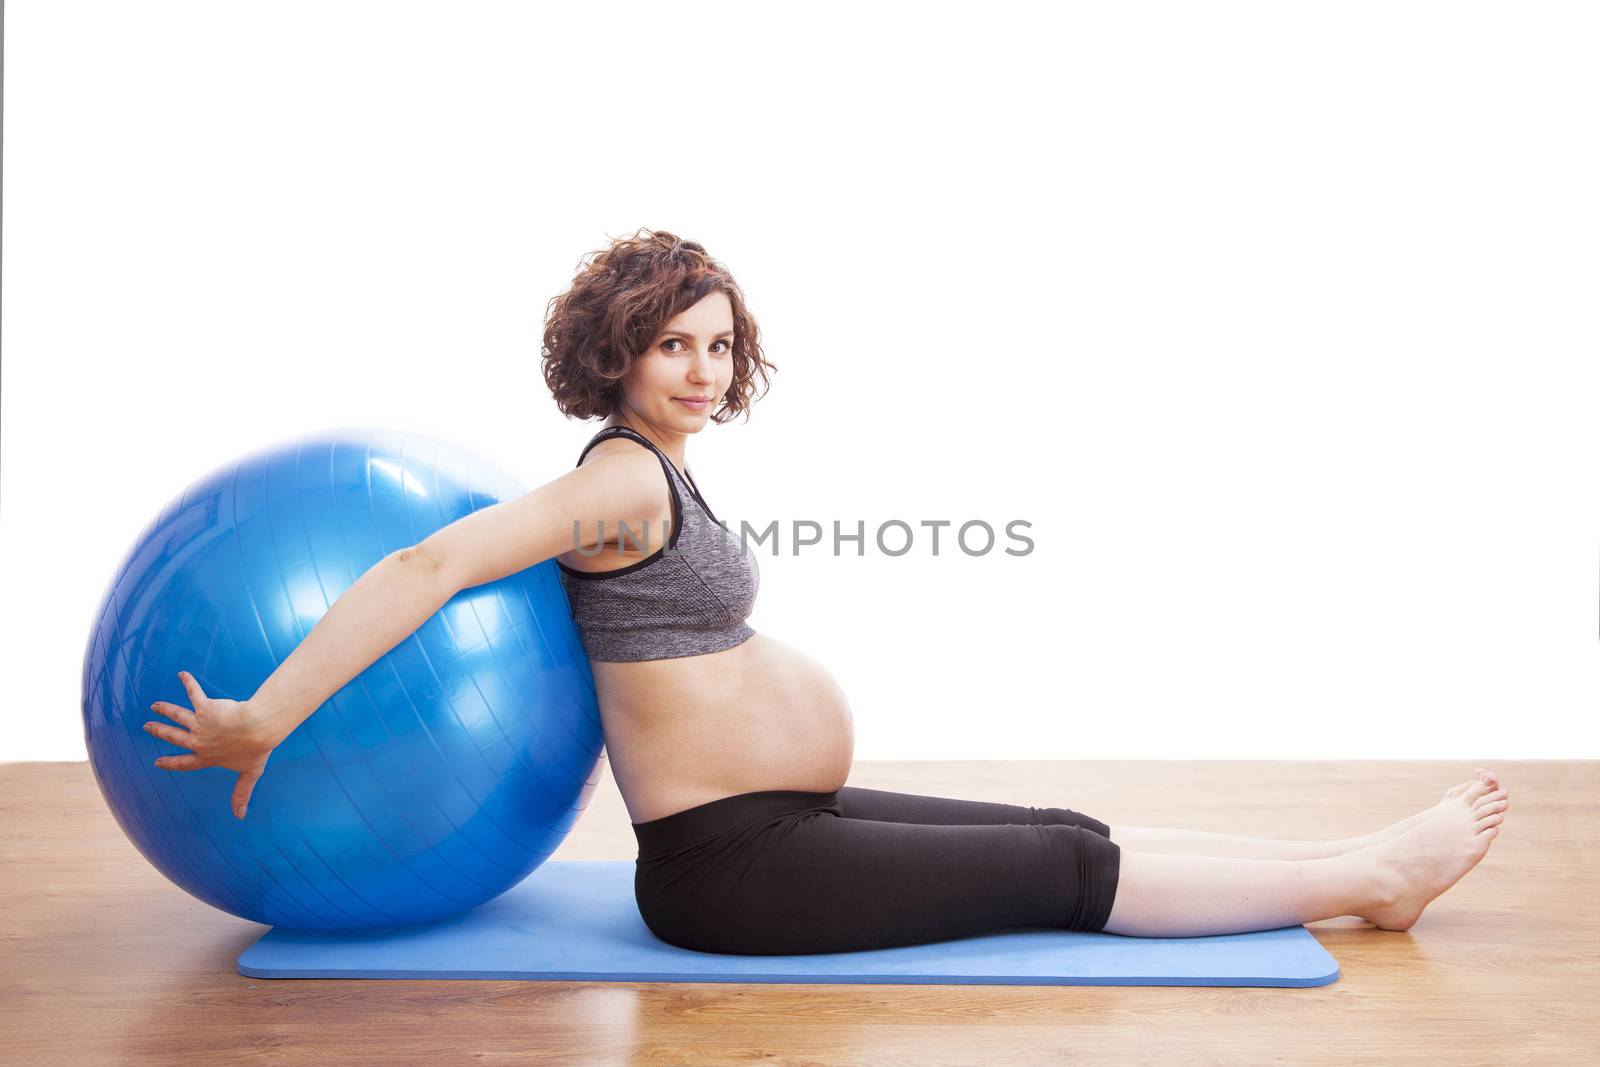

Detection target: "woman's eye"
[661, 339, 732, 354]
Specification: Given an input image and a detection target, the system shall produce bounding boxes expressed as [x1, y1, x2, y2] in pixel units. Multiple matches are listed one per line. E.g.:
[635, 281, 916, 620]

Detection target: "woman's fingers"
[177, 670, 208, 708]
[146, 674, 276, 817]
[232, 770, 262, 819]
[148, 699, 198, 731]
[147, 670, 204, 740]
[144, 721, 196, 750]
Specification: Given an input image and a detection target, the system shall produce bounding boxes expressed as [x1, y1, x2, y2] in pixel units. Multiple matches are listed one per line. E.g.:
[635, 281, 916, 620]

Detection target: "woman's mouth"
[674, 397, 712, 411]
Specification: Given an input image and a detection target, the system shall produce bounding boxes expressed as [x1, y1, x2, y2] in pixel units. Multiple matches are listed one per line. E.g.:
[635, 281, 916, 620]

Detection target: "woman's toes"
[1463, 778, 1496, 802]
[1444, 772, 1503, 805]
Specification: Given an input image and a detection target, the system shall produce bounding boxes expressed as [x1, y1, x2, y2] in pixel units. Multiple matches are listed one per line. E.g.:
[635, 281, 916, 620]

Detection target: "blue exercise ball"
[80, 427, 603, 932]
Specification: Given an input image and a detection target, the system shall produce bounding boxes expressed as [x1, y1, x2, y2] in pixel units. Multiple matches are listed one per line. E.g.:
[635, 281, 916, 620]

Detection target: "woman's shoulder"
[573, 441, 676, 509]
[579, 429, 657, 467]
[554, 437, 680, 573]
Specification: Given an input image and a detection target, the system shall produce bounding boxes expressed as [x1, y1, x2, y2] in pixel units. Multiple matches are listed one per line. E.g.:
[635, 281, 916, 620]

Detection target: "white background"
[4, 1, 1596, 761]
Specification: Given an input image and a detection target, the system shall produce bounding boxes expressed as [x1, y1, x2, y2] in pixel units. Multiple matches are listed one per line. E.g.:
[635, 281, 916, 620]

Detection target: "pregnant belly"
[591, 633, 857, 824]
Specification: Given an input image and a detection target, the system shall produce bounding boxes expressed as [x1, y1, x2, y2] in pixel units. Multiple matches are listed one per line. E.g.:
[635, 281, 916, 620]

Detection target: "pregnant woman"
[148, 228, 1509, 955]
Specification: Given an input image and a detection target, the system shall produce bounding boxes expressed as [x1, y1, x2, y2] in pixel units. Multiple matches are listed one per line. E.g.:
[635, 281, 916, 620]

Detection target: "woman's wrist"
[247, 695, 299, 749]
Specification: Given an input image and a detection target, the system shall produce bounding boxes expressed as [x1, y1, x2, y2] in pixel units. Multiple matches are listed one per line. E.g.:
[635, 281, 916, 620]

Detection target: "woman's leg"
[1107, 779, 1506, 936]
[637, 779, 1505, 952]
[1110, 773, 1508, 860]
[639, 809, 1123, 955]
[836, 785, 1110, 833]
[1110, 826, 1375, 861]
[842, 772, 1508, 863]
[1105, 850, 1383, 936]
[840, 785, 1379, 861]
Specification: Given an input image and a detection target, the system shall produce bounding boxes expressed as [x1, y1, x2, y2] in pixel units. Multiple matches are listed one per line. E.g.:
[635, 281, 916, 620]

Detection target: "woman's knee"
[1052, 823, 1122, 931]
[1039, 805, 1112, 839]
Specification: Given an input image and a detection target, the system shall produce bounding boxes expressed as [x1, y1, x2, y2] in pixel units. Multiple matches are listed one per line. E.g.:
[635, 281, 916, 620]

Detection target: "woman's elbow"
[395, 542, 449, 586]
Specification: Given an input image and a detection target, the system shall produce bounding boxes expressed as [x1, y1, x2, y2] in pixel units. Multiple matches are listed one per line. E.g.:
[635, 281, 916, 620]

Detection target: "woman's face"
[618, 289, 736, 435]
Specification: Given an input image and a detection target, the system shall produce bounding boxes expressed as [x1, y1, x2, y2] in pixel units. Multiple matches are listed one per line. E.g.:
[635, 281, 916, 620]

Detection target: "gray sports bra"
[556, 426, 760, 663]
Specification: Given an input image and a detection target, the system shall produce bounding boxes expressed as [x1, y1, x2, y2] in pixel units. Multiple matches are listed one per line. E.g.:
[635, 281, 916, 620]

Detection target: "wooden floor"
[2, 759, 1594, 1065]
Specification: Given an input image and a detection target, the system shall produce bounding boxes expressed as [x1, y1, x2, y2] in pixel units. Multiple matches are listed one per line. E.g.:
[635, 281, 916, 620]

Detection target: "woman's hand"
[145, 670, 279, 820]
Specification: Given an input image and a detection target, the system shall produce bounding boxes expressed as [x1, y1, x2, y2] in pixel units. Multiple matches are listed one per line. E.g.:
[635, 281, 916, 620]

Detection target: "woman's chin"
[666, 407, 714, 429]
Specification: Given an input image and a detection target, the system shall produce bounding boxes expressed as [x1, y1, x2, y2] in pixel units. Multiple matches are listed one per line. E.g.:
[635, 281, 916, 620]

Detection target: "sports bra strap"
[575, 425, 642, 464]
[576, 425, 722, 524]
[577, 426, 677, 475]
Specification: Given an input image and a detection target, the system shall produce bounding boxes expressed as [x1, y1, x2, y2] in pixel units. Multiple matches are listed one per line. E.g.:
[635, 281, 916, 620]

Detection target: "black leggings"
[632, 786, 1121, 956]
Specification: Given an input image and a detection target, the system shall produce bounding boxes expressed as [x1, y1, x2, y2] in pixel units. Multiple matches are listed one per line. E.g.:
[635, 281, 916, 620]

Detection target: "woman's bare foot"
[1359, 769, 1503, 847]
[1361, 776, 1507, 931]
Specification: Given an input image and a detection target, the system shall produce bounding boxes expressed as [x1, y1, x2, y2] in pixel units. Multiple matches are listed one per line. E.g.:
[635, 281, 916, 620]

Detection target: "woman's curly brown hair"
[541, 228, 776, 423]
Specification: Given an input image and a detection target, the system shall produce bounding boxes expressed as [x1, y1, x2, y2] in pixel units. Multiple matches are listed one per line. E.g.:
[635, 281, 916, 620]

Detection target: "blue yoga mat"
[237, 861, 1340, 986]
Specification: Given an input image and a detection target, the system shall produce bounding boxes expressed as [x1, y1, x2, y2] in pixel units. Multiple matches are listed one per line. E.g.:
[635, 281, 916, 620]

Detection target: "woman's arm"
[250, 448, 668, 744]
[419, 446, 668, 593]
[150, 447, 669, 819]
[147, 549, 456, 820]
[250, 548, 455, 745]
